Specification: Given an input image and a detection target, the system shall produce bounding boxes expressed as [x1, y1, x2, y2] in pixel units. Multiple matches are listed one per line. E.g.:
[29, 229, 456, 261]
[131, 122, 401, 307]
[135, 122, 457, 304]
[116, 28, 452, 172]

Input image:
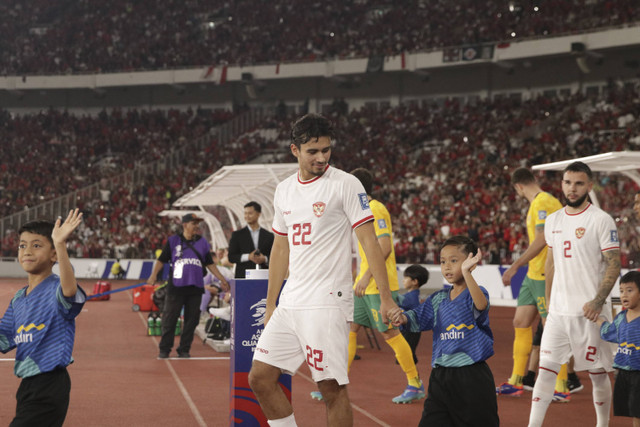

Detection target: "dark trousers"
[11, 367, 70, 427]
[159, 292, 202, 354]
[419, 361, 499, 427]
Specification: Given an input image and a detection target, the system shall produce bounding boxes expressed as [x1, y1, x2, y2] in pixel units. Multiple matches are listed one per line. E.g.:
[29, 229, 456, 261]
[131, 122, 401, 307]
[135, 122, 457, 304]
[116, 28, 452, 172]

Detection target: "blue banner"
[230, 279, 291, 426]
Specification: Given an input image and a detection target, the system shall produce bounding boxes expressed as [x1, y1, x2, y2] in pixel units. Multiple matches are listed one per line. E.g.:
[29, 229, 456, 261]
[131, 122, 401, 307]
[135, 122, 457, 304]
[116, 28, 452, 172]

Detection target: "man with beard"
[528, 161, 621, 427]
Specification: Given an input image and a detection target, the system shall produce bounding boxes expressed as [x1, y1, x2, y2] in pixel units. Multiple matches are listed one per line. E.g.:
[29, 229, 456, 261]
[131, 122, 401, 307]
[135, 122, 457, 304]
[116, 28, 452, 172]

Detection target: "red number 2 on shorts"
[306, 345, 324, 371]
[586, 346, 597, 362]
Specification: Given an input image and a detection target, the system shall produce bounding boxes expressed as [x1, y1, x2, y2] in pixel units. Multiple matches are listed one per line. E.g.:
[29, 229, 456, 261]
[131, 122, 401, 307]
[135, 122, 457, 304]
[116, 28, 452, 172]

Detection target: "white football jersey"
[544, 203, 619, 316]
[272, 165, 373, 319]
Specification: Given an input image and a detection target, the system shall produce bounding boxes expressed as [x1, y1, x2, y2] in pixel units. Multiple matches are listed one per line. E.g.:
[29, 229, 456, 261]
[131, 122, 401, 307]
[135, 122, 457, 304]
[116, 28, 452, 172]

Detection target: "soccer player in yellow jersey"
[310, 168, 424, 404]
[497, 168, 575, 401]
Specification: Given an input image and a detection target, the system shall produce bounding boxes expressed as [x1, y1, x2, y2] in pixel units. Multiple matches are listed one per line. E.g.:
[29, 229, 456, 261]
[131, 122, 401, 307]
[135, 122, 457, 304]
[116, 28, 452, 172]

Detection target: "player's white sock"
[268, 413, 297, 427]
[589, 369, 611, 427]
[528, 363, 560, 427]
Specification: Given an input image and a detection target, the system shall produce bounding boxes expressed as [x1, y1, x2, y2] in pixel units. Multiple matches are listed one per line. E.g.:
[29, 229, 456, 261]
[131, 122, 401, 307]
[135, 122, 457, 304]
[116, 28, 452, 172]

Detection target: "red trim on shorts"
[352, 215, 374, 229]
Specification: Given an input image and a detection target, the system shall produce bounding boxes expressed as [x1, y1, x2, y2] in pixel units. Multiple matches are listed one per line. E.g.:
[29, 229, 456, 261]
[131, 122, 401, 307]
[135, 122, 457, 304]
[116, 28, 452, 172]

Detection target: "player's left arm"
[52, 209, 83, 297]
[583, 249, 620, 321]
[354, 222, 397, 322]
[354, 234, 391, 296]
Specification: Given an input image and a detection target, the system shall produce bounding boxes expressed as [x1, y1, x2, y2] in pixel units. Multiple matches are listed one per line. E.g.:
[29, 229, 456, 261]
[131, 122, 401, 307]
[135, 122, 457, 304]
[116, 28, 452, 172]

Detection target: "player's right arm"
[502, 227, 546, 286]
[265, 233, 289, 326]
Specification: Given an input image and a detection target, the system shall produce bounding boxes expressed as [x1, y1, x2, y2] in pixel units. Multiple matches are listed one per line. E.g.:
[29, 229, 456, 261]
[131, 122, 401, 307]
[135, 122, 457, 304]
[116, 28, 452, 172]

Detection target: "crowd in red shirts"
[2, 85, 639, 268]
[1, 0, 637, 75]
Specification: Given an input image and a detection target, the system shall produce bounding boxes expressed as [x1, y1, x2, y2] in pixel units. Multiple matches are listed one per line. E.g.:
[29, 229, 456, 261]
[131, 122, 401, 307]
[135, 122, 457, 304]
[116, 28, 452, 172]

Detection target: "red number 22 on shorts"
[306, 345, 324, 371]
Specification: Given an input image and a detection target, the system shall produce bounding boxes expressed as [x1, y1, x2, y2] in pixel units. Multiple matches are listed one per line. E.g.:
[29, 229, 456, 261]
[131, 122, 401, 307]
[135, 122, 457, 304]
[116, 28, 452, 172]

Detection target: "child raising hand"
[390, 236, 499, 427]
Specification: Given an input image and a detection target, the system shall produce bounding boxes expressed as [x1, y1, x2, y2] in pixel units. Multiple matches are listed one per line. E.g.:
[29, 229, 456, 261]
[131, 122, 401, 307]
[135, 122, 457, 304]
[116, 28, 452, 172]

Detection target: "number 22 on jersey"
[292, 223, 311, 245]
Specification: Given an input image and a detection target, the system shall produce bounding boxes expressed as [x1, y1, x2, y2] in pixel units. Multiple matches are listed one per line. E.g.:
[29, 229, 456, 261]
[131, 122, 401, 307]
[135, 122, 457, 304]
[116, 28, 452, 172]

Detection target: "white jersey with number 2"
[544, 203, 619, 317]
[272, 165, 373, 320]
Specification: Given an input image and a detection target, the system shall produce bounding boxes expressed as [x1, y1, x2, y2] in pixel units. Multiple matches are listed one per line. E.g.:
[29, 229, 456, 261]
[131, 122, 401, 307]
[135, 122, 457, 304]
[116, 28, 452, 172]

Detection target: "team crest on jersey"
[313, 202, 326, 217]
[575, 227, 586, 239]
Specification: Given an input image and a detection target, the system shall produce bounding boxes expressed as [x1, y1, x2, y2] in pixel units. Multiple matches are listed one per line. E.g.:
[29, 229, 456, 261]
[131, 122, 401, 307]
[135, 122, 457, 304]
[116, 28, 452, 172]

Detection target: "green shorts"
[353, 291, 400, 333]
[517, 276, 547, 318]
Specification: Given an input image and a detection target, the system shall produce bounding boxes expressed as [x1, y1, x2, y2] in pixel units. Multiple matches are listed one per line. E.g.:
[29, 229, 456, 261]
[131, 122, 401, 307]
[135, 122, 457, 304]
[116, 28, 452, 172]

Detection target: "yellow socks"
[509, 327, 533, 386]
[386, 334, 420, 385]
[348, 331, 358, 371]
[555, 364, 569, 393]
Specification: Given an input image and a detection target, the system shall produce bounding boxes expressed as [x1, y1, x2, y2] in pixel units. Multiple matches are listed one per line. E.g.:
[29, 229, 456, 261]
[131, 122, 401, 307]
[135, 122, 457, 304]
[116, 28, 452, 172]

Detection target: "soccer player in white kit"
[528, 161, 621, 427]
[248, 114, 398, 427]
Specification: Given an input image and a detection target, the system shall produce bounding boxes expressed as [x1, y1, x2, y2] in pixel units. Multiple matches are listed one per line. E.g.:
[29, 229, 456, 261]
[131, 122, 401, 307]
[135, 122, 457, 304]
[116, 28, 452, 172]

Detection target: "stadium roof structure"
[165, 164, 298, 247]
[532, 151, 640, 207]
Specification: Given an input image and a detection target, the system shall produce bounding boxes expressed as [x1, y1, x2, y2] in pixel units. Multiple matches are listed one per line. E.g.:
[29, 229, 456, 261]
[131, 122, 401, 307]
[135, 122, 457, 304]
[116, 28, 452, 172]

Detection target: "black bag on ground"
[205, 317, 230, 341]
[153, 284, 167, 313]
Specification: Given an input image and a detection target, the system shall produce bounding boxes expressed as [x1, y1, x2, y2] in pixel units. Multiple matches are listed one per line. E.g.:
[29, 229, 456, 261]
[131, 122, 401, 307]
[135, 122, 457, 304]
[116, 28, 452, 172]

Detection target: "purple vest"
[168, 234, 210, 288]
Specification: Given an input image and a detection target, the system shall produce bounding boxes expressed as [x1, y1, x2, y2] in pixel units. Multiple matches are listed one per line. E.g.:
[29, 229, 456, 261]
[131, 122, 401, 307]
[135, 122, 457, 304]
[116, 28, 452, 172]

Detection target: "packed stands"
[1, 0, 638, 75]
[1, 84, 639, 266]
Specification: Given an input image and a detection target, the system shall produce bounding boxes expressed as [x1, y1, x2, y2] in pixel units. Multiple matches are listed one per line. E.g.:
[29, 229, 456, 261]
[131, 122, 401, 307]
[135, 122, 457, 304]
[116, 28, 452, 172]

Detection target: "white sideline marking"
[137, 309, 207, 427]
[0, 358, 15, 362]
[298, 372, 392, 426]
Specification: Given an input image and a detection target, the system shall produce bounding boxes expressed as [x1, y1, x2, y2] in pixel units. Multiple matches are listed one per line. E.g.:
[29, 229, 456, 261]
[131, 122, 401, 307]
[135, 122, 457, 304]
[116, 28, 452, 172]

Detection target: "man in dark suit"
[228, 201, 274, 278]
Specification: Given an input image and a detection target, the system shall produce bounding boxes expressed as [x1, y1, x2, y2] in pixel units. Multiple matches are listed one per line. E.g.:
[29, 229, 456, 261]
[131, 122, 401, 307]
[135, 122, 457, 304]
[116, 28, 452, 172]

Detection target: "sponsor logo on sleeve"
[538, 210, 547, 220]
[358, 193, 370, 210]
[610, 230, 619, 243]
[377, 219, 387, 229]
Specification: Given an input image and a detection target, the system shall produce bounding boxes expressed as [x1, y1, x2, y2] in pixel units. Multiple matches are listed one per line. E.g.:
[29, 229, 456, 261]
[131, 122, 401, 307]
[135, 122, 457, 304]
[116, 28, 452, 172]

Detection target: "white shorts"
[253, 306, 350, 385]
[540, 311, 615, 372]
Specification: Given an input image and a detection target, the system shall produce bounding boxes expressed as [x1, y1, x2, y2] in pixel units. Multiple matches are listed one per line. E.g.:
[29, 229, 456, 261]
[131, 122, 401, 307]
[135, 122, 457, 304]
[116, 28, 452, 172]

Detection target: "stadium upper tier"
[1, 85, 639, 267]
[0, 0, 638, 75]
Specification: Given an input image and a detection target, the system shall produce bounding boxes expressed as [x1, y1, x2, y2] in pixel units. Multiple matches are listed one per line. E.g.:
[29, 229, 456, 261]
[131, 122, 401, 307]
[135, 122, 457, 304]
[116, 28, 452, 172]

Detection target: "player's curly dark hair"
[290, 113, 335, 148]
[440, 235, 478, 256]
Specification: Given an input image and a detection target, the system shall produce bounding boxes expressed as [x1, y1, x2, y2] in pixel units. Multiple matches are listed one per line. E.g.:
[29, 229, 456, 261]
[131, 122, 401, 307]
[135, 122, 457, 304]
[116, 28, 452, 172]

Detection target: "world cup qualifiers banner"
[230, 278, 291, 426]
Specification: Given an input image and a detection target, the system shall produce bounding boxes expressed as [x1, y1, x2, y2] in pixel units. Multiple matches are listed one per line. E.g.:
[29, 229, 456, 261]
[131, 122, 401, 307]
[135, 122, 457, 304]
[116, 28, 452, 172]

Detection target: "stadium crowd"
[1, 0, 638, 75]
[0, 107, 234, 219]
[1, 84, 639, 268]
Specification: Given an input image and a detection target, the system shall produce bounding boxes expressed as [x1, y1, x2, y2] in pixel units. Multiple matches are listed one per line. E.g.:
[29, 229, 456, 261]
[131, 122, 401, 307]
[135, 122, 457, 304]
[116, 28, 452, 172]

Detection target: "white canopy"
[165, 164, 299, 247]
[532, 151, 640, 207]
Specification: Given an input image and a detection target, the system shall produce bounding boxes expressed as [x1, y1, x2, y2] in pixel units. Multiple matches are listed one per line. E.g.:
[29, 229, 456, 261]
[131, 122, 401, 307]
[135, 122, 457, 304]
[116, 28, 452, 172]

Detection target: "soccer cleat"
[496, 382, 523, 397]
[310, 391, 323, 401]
[392, 384, 426, 404]
[552, 391, 571, 403]
[567, 377, 584, 394]
[158, 351, 170, 359]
